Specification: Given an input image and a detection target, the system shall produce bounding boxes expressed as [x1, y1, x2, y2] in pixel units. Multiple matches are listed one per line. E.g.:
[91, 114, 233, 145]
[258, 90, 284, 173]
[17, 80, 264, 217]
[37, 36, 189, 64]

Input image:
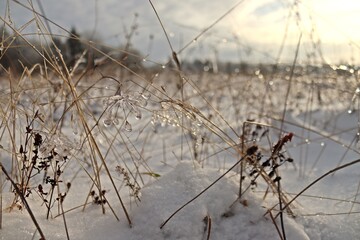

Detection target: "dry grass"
[0, 1, 359, 240]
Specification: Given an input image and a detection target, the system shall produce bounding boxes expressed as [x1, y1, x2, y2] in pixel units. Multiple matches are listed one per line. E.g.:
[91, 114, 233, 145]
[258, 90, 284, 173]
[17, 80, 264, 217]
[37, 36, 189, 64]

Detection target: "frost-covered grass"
[0, 68, 359, 240]
[1, 1, 360, 240]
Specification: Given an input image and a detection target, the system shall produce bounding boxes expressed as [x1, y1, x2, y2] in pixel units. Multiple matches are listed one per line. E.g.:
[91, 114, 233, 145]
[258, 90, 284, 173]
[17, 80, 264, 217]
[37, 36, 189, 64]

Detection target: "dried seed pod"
[246, 145, 258, 156]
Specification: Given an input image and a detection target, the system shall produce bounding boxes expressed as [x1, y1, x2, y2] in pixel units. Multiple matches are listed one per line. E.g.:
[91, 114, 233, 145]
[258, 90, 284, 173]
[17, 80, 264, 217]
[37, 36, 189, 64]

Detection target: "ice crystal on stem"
[102, 90, 150, 131]
[152, 99, 203, 146]
[38, 133, 74, 160]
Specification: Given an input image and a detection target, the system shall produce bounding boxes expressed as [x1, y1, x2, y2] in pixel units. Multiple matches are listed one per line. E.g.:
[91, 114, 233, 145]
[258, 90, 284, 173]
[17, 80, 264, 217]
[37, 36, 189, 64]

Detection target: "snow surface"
[0, 78, 359, 240]
[2, 161, 310, 240]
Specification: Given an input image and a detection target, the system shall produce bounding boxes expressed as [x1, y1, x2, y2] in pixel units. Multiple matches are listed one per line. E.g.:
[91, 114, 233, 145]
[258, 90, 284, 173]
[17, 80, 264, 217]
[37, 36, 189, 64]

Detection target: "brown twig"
[203, 215, 212, 240]
[267, 209, 285, 240]
[0, 163, 46, 239]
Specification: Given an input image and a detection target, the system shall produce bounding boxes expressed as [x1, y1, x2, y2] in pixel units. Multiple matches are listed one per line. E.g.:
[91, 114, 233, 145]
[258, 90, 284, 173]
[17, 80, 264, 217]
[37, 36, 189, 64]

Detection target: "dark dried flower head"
[246, 145, 258, 156]
[34, 133, 43, 147]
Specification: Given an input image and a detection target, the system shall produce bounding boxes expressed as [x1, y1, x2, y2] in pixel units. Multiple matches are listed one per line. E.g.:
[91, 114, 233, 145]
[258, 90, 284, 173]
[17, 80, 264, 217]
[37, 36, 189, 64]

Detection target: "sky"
[1, 0, 360, 65]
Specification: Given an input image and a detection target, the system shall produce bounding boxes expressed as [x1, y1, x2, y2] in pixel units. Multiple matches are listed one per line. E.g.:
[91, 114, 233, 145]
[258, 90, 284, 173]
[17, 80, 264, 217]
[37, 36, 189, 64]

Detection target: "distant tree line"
[2, 26, 355, 77]
[0, 26, 143, 75]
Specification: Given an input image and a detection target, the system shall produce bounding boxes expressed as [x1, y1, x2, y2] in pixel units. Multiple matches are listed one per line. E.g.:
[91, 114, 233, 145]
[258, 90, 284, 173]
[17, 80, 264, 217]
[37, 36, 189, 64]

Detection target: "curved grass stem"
[160, 153, 249, 229]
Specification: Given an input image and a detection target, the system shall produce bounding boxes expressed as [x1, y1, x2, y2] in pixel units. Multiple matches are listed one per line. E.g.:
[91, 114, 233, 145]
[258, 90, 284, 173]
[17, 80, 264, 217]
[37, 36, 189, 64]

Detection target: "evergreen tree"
[66, 27, 83, 66]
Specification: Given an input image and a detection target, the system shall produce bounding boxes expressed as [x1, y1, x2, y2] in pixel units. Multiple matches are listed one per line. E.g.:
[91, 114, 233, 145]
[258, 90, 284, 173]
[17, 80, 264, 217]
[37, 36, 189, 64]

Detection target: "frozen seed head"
[36, 133, 73, 161]
[152, 100, 204, 145]
[102, 91, 149, 130]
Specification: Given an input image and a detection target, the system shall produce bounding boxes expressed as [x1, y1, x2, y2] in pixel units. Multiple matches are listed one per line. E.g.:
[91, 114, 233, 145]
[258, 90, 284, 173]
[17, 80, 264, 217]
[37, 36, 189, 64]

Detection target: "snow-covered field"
[0, 70, 359, 240]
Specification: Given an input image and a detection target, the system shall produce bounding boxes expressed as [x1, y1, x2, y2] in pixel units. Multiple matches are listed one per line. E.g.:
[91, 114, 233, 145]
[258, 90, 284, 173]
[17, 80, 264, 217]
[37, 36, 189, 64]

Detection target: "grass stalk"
[267, 209, 285, 240]
[281, 158, 360, 216]
[0, 163, 46, 240]
[160, 152, 251, 229]
[279, 34, 302, 137]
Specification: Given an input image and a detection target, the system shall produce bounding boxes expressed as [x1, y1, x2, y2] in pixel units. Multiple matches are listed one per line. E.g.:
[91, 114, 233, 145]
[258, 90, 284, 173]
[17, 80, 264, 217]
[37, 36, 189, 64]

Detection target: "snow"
[0, 74, 359, 240]
[1, 161, 310, 240]
[128, 161, 308, 240]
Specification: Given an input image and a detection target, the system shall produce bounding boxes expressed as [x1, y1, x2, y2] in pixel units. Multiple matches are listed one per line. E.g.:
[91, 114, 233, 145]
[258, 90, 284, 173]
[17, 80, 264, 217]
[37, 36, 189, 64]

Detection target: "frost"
[102, 90, 150, 130]
[38, 133, 74, 159]
[152, 100, 204, 147]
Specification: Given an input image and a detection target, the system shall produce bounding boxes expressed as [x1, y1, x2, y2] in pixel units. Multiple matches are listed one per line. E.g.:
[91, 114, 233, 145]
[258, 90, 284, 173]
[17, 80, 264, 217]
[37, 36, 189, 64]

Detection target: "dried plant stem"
[203, 215, 212, 240]
[277, 181, 286, 240]
[0, 164, 46, 240]
[279, 34, 302, 137]
[280, 158, 360, 216]
[59, 199, 70, 240]
[149, 0, 186, 162]
[178, 0, 246, 54]
[54, 202, 92, 218]
[239, 121, 271, 198]
[46, 160, 58, 220]
[64, 73, 132, 226]
[275, 36, 301, 240]
[160, 153, 249, 229]
[267, 209, 285, 240]
[349, 180, 360, 213]
[148, 1, 174, 57]
[55, 179, 70, 239]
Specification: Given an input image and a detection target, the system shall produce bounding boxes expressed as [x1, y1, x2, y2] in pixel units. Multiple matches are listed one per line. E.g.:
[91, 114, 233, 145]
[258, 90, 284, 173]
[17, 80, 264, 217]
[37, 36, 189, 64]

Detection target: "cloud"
[1, 0, 359, 64]
[252, 0, 283, 17]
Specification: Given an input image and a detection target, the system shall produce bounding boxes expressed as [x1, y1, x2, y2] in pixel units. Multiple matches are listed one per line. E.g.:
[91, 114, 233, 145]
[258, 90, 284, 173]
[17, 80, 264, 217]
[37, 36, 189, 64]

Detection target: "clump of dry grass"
[0, 1, 359, 240]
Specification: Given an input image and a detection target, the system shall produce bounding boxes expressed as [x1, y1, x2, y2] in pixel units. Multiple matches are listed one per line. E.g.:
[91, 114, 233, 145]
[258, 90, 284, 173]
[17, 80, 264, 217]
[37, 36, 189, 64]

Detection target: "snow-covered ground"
[0, 73, 359, 240]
